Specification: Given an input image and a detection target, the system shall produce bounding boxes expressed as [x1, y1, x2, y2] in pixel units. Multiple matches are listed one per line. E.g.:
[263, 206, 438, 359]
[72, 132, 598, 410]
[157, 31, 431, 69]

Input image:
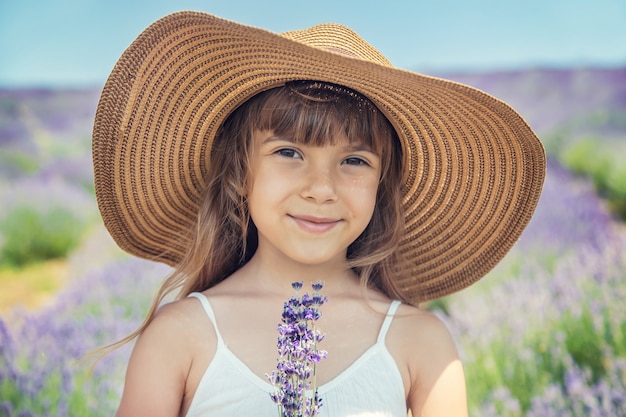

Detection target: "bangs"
[249, 81, 394, 155]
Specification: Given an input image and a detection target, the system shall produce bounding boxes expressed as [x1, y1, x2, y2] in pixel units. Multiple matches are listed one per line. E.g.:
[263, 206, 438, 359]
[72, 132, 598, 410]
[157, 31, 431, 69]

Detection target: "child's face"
[247, 129, 382, 267]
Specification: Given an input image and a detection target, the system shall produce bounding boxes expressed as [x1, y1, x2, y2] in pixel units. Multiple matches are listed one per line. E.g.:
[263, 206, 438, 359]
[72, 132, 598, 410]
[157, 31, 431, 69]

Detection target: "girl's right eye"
[275, 148, 302, 159]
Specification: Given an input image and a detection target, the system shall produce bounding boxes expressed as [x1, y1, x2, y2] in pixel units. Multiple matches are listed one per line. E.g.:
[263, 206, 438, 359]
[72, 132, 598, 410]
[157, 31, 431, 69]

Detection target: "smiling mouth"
[289, 215, 340, 233]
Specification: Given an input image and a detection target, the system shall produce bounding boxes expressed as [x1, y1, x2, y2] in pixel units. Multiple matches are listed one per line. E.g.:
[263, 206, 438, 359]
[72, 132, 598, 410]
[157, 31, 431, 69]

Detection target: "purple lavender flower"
[0, 256, 167, 416]
[267, 281, 327, 417]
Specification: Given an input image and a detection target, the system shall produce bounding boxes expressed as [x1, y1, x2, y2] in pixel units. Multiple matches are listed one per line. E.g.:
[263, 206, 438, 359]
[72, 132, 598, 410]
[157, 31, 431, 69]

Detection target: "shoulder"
[394, 304, 453, 349]
[128, 295, 214, 378]
[145, 295, 210, 342]
[362, 290, 455, 355]
[116, 296, 217, 416]
[145, 295, 219, 362]
[386, 303, 459, 383]
[387, 302, 468, 416]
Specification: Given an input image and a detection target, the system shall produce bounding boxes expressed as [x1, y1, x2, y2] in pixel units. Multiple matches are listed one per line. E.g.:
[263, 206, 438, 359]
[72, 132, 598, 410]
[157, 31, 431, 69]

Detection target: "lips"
[289, 214, 341, 233]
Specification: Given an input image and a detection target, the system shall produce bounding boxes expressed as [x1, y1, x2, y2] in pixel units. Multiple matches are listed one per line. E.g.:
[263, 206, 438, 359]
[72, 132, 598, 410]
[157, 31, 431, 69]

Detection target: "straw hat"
[92, 11, 545, 302]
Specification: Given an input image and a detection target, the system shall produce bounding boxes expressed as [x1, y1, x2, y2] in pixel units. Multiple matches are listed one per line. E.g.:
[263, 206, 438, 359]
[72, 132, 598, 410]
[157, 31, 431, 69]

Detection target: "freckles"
[347, 176, 378, 193]
[345, 177, 378, 209]
[349, 177, 365, 186]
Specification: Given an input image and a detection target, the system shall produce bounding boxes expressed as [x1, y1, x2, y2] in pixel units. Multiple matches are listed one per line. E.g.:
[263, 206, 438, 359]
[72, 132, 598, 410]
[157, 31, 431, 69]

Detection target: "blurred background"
[1, 1, 625, 415]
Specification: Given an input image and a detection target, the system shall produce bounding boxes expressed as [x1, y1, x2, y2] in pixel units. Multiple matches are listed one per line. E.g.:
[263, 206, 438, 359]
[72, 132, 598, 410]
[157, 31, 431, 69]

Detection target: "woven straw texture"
[92, 11, 546, 303]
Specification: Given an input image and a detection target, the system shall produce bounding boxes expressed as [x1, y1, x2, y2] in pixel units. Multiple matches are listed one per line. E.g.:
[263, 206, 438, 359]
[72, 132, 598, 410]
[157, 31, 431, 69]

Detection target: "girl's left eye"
[343, 157, 369, 166]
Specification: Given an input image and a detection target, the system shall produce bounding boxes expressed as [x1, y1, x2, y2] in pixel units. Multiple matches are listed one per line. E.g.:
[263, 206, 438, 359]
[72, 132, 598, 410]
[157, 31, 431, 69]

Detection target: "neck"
[235, 251, 360, 298]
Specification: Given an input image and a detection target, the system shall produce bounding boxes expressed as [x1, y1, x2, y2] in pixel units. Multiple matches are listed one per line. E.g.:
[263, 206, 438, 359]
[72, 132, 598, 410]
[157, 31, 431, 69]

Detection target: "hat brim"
[92, 11, 545, 303]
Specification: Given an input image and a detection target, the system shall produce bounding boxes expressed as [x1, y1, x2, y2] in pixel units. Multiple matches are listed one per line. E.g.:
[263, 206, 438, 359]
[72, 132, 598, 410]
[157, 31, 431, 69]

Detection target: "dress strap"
[188, 292, 224, 344]
[377, 300, 402, 343]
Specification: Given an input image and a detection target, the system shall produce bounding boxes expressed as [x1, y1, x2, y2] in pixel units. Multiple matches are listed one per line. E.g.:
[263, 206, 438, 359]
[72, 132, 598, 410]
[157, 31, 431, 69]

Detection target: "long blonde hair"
[104, 80, 407, 353]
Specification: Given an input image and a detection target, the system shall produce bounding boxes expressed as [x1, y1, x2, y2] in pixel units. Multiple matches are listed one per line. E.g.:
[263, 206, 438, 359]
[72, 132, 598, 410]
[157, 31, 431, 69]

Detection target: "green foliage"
[465, 333, 553, 412]
[0, 361, 118, 416]
[561, 308, 607, 383]
[1, 370, 62, 416]
[559, 137, 626, 219]
[587, 109, 626, 131]
[0, 205, 87, 267]
[0, 151, 39, 175]
[426, 297, 450, 315]
[464, 298, 626, 414]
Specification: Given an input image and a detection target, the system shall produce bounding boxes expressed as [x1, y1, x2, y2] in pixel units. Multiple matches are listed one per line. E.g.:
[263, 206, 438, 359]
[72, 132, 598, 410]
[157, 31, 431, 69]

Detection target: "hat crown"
[280, 23, 393, 67]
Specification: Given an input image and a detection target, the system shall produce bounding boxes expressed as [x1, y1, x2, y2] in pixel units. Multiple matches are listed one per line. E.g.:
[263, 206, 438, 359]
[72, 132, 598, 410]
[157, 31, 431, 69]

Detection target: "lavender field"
[1, 67, 625, 416]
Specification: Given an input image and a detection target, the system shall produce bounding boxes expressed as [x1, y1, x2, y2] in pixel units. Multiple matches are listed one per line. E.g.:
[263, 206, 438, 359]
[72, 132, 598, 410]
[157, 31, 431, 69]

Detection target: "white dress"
[185, 293, 406, 417]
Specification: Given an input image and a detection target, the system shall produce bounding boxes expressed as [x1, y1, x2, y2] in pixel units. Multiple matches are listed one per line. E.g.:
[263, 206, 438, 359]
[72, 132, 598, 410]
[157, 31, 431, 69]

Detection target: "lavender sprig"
[266, 281, 328, 417]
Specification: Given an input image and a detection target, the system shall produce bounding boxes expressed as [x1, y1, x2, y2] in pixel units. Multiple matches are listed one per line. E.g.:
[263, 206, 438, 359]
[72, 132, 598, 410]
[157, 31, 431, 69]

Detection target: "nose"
[301, 164, 338, 203]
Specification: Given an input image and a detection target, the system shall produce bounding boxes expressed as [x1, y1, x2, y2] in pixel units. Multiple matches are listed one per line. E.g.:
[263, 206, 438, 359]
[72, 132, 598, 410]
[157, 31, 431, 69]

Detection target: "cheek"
[247, 166, 290, 208]
[348, 178, 379, 216]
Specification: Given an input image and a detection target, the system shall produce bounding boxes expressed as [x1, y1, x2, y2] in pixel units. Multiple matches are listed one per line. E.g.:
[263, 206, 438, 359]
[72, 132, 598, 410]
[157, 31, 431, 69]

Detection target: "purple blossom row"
[439, 159, 626, 415]
[0, 177, 96, 224]
[0, 256, 167, 416]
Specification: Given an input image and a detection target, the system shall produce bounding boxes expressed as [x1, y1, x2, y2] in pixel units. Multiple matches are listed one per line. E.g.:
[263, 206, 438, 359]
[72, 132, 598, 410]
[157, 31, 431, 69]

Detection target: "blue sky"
[0, 0, 625, 87]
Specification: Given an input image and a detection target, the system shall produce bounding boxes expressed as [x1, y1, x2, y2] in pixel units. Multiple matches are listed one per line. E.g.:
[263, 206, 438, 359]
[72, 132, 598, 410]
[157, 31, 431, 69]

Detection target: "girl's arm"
[403, 310, 469, 417]
[115, 302, 193, 417]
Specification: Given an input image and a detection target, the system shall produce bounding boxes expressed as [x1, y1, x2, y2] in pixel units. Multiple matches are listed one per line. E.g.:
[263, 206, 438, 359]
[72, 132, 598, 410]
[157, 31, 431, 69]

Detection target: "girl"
[92, 11, 546, 417]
